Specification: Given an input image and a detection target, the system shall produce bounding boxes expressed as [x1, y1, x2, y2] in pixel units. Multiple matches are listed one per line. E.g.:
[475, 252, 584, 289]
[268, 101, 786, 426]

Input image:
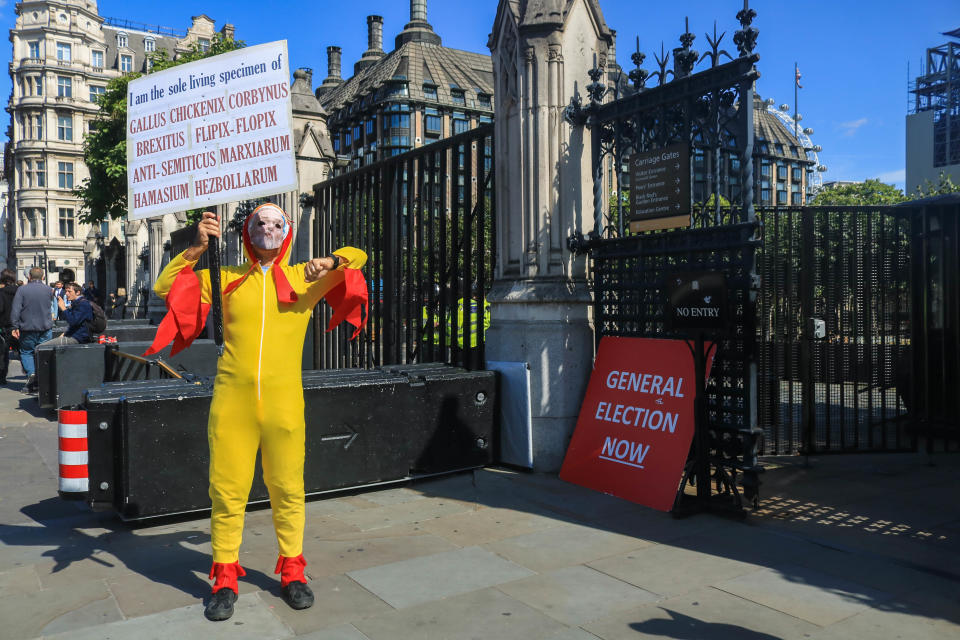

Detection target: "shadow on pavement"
[630, 608, 784, 640]
[411, 455, 960, 627]
[0, 498, 276, 598]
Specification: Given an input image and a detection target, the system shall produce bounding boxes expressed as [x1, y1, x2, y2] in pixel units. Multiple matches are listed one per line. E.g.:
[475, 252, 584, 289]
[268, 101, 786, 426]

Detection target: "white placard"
[125, 41, 297, 220]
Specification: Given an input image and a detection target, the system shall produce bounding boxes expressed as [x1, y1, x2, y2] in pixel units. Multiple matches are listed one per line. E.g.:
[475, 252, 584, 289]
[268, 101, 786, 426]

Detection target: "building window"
[453, 117, 469, 135]
[57, 76, 72, 97]
[423, 85, 438, 100]
[344, 130, 352, 147]
[777, 165, 787, 181]
[353, 124, 362, 142]
[366, 118, 375, 136]
[386, 113, 410, 129]
[450, 89, 465, 105]
[792, 167, 802, 182]
[477, 93, 491, 108]
[57, 115, 72, 141]
[145, 37, 155, 53]
[28, 41, 41, 59]
[791, 192, 802, 205]
[777, 190, 787, 204]
[20, 208, 45, 237]
[89, 85, 105, 103]
[24, 160, 46, 187]
[120, 55, 133, 72]
[760, 188, 771, 204]
[425, 114, 442, 135]
[58, 162, 74, 188]
[117, 33, 128, 48]
[198, 38, 210, 52]
[91, 50, 104, 69]
[36, 160, 45, 186]
[56, 42, 71, 62]
[333, 137, 340, 153]
[59, 208, 75, 237]
[28, 114, 43, 140]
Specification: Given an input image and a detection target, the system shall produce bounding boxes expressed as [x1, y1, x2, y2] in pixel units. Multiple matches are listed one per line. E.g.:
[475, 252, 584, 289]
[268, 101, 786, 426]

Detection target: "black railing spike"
[704, 21, 732, 68]
[734, 0, 758, 58]
[629, 36, 649, 91]
[653, 41, 672, 86]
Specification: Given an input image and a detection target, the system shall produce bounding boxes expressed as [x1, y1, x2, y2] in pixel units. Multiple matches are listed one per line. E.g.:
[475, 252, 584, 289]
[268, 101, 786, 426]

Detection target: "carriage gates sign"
[628, 142, 691, 231]
[126, 41, 297, 220]
[560, 336, 715, 511]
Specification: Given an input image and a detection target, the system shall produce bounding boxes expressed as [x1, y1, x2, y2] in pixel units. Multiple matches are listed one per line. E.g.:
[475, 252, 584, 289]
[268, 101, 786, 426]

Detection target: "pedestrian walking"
[10, 267, 54, 393]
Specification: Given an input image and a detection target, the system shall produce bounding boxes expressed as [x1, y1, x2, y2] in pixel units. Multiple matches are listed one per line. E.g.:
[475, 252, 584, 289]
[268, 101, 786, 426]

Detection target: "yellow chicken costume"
[150, 204, 367, 620]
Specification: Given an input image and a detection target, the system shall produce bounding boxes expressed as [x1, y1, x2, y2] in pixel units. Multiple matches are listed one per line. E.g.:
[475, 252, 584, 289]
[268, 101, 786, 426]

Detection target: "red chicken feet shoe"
[276, 554, 314, 610]
[204, 561, 245, 621]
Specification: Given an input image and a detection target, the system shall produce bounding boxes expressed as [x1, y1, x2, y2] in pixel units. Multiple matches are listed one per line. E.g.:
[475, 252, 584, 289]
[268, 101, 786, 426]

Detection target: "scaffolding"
[910, 35, 960, 168]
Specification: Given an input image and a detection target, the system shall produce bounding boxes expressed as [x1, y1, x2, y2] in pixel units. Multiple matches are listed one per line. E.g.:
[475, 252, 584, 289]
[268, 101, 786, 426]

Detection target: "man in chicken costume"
[150, 205, 367, 622]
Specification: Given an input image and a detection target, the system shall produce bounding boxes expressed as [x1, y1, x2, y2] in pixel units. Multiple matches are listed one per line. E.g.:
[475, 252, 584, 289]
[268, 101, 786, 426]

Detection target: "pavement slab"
[352, 587, 570, 640]
[418, 505, 561, 547]
[587, 541, 765, 598]
[483, 521, 653, 573]
[583, 586, 821, 640]
[288, 624, 373, 640]
[0, 579, 114, 640]
[257, 574, 393, 635]
[347, 546, 535, 609]
[301, 533, 459, 578]
[327, 496, 475, 532]
[496, 564, 661, 626]
[714, 564, 894, 626]
[43, 593, 292, 640]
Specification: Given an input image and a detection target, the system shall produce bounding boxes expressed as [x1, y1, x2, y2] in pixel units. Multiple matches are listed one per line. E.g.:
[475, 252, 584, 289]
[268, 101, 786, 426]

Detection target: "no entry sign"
[559, 336, 714, 511]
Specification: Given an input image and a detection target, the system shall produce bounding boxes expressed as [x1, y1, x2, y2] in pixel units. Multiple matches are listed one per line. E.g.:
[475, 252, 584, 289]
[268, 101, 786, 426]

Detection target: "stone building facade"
[7, 1, 335, 317]
[317, 1, 495, 174]
[5, 0, 233, 296]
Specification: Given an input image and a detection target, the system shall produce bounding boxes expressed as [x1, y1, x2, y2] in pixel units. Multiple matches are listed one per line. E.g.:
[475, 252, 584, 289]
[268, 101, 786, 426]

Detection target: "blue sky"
[4, 0, 957, 190]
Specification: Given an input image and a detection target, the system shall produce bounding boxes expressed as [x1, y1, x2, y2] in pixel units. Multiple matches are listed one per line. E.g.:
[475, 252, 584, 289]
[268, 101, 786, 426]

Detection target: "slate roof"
[319, 40, 495, 118]
[102, 26, 180, 74]
[753, 96, 812, 162]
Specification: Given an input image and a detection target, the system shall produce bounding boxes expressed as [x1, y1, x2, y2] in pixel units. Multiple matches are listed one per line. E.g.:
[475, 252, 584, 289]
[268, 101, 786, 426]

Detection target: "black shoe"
[22, 374, 36, 394]
[204, 588, 237, 621]
[281, 581, 314, 610]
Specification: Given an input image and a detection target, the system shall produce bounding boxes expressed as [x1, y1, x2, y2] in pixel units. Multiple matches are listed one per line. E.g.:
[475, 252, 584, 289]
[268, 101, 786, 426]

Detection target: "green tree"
[75, 34, 245, 225]
[810, 179, 906, 206]
[911, 170, 960, 198]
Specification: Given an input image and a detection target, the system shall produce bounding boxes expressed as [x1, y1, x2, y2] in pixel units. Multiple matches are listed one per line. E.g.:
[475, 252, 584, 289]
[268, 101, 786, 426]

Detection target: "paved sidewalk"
[0, 361, 958, 640]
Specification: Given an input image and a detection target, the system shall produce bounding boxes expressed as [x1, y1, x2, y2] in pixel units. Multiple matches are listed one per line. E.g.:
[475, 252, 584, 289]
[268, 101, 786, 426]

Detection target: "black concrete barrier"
[83, 365, 497, 520]
[37, 340, 220, 409]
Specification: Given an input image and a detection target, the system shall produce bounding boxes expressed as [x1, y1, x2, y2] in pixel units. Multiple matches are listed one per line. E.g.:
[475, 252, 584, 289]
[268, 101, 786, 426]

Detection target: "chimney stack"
[317, 46, 343, 97]
[396, 0, 441, 47]
[355, 15, 387, 74]
[368, 15, 384, 53]
[410, 0, 427, 24]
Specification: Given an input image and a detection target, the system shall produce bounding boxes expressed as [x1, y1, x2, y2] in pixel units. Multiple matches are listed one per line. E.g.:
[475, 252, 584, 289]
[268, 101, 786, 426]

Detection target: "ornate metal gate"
[566, 5, 763, 510]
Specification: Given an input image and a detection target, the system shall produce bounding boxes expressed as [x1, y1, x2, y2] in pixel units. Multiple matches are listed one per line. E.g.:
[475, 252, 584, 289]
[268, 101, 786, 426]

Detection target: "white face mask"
[248, 208, 288, 250]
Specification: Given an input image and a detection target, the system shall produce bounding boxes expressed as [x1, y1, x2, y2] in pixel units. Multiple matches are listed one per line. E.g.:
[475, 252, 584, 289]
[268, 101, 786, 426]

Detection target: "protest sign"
[126, 40, 297, 220]
[559, 336, 715, 511]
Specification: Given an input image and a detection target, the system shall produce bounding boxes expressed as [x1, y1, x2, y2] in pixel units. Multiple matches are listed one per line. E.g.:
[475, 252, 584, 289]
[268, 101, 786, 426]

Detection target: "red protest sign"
[559, 336, 714, 511]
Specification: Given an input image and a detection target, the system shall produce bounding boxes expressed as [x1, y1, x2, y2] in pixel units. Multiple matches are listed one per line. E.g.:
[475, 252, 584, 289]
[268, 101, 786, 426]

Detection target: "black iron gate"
[756, 206, 913, 454]
[313, 124, 494, 371]
[757, 200, 960, 455]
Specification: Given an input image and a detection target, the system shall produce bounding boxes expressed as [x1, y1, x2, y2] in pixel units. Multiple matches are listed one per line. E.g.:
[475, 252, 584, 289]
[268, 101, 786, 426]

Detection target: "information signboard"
[126, 41, 297, 220]
[559, 336, 714, 511]
[628, 142, 690, 232]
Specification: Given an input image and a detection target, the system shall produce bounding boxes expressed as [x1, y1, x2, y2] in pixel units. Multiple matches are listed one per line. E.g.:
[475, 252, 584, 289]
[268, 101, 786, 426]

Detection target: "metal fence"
[756, 203, 960, 455]
[313, 124, 494, 370]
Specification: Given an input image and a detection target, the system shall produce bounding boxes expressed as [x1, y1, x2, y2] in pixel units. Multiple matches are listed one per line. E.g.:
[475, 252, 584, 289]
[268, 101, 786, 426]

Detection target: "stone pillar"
[486, 0, 613, 471]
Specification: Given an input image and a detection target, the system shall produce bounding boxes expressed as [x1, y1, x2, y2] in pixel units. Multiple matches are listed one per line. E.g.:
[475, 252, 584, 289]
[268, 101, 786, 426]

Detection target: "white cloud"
[838, 118, 868, 137]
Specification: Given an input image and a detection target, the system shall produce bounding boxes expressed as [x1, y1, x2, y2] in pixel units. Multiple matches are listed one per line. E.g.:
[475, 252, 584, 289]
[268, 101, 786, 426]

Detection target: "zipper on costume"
[257, 266, 266, 400]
